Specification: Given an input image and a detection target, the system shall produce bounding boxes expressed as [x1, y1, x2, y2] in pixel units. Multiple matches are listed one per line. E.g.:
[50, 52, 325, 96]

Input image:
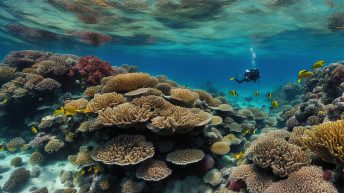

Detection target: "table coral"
[136, 159, 172, 181]
[170, 88, 200, 105]
[91, 134, 154, 166]
[302, 120, 344, 165]
[166, 149, 204, 165]
[89, 92, 127, 112]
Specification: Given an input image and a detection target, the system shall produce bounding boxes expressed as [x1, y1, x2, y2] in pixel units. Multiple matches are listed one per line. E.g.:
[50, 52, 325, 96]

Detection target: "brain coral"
[136, 159, 172, 181]
[98, 103, 155, 126]
[2, 168, 31, 192]
[264, 166, 337, 193]
[166, 149, 204, 165]
[302, 119, 344, 165]
[249, 134, 310, 177]
[89, 92, 127, 112]
[170, 88, 200, 105]
[92, 134, 154, 166]
[68, 146, 93, 166]
[102, 73, 158, 93]
[44, 139, 65, 153]
[149, 106, 211, 135]
[29, 152, 44, 166]
[229, 164, 275, 193]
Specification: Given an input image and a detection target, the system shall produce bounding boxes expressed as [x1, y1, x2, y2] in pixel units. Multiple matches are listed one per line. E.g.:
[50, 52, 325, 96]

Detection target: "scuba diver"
[233, 68, 261, 83]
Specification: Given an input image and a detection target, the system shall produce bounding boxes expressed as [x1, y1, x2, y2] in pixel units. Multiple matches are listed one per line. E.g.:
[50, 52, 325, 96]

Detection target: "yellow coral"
[102, 73, 158, 93]
[302, 120, 344, 165]
[166, 149, 204, 165]
[170, 88, 199, 105]
[210, 141, 230, 155]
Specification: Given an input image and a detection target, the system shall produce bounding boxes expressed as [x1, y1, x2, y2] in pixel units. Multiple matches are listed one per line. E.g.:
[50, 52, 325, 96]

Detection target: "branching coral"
[98, 103, 155, 126]
[6, 137, 25, 151]
[149, 106, 211, 135]
[250, 136, 310, 177]
[302, 120, 344, 165]
[131, 95, 172, 110]
[75, 56, 114, 85]
[264, 166, 337, 193]
[170, 88, 200, 105]
[136, 159, 172, 181]
[84, 85, 102, 97]
[102, 73, 158, 93]
[44, 139, 65, 153]
[91, 134, 154, 166]
[166, 149, 204, 165]
[229, 164, 275, 193]
[2, 168, 31, 192]
[89, 92, 127, 112]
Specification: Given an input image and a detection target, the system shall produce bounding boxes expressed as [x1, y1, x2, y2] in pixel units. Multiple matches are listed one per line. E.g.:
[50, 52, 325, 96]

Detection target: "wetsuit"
[235, 68, 261, 83]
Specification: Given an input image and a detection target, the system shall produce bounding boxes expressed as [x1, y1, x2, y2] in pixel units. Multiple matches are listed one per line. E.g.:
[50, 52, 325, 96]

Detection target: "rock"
[30, 167, 41, 178]
[0, 165, 10, 174]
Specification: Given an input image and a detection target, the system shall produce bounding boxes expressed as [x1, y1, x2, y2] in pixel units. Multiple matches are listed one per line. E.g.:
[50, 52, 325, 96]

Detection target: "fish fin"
[297, 78, 301, 84]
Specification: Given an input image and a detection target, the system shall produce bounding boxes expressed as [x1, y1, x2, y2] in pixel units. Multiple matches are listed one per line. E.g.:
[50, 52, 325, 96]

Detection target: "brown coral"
[166, 149, 204, 165]
[91, 134, 154, 166]
[44, 139, 65, 153]
[98, 103, 155, 126]
[64, 98, 89, 112]
[102, 73, 158, 93]
[131, 95, 172, 110]
[83, 85, 102, 97]
[302, 120, 344, 165]
[29, 152, 44, 166]
[136, 159, 172, 181]
[170, 88, 199, 105]
[34, 78, 61, 92]
[6, 137, 25, 151]
[264, 166, 337, 193]
[195, 89, 221, 106]
[89, 92, 127, 112]
[68, 146, 93, 166]
[156, 82, 173, 95]
[36, 60, 69, 76]
[0, 66, 16, 84]
[149, 106, 211, 135]
[2, 168, 31, 192]
[121, 179, 144, 193]
[250, 135, 310, 177]
[229, 164, 275, 193]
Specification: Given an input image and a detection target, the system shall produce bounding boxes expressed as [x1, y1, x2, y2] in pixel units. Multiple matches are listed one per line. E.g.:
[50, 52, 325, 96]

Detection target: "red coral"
[228, 179, 246, 191]
[323, 169, 332, 181]
[75, 56, 114, 85]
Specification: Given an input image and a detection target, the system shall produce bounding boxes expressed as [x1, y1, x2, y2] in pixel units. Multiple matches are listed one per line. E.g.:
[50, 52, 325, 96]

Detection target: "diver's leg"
[235, 78, 246, 83]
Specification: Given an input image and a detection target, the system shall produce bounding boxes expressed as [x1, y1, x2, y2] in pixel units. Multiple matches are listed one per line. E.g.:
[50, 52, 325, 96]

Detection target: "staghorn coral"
[34, 78, 61, 92]
[121, 179, 144, 193]
[166, 149, 204, 165]
[6, 137, 25, 151]
[249, 134, 310, 177]
[98, 103, 155, 126]
[229, 164, 275, 193]
[2, 168, 31, 192]
[136, 159, 172, 181]
[302, 120, 344, 165]
[75, 56, 114, 85]
[92, 134, 154, 166]
[0, 66, 17, 84]
[264, 166, 337, 193]
[44, 139, 65, 153]
[10, 157, 22, 167]
[102, 73, 158, 93]
[149, 106, 211, 135]
[170, 88, 200, 105]
[89, 92, 127, 112]
[29, 152, 44, 166]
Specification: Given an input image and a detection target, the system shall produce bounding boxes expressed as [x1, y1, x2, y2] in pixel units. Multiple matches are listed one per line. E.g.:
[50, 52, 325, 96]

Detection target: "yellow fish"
[7, 147, 16, 152]
[21, 144, 30, 150]
[253, 128, 257, 135]
[31, 126, 38, 134]
[242, 128, 250, 135]
[229, 77, 235, 81]
[78, 169, 86, 176]
[0, 144, 5, 151]
[0, 97, 8, 105]
[53, 107, 77, 117]
[75, 105, 91, 114]
[254, 91, 260, 96]
[233, 151, 245, 160]
[93, 164, 103, 175]
[267, 93, 272, 98]
[229, 90, 239, 96]
[312, 60, 326, 69]
[297, 70, 314, 84]
[271, 100, 279, 108]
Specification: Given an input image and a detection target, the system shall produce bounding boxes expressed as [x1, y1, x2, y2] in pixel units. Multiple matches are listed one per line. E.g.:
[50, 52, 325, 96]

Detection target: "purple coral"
[29, 133, 54, 149]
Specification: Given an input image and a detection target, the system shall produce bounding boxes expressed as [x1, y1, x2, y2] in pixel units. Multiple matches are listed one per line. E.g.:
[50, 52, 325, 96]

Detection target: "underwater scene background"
[1, 0, 344, 193]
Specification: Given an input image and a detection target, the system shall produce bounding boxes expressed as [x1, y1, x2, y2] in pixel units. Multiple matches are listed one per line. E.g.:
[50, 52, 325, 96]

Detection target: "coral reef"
[166, 149, 204, 165]
[2, 168, 31, 192]
[136, 159, 172, 181]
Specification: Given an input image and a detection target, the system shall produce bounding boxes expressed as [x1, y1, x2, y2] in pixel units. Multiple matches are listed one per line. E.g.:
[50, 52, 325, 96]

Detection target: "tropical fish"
[312, 60, 326, 69]
[0, 98, 8, 105]
[78, 169, 86, 177]
[21, 144, 30, 150]
[233, 151, 245, 160]
[0, 144, 5, 151]
[254, 91, 260, 96]
[31, 126, 38, 134]
[242, 128, 250, 135]
[267, 93, 272, 98]
[229, 90, 239, 96]
[53, 105, 91, 117]
[297, 70, 314, 84]
[75, 105, 91, 114]
[229, 77, 235, 81]
[271, 100, 279, 108]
